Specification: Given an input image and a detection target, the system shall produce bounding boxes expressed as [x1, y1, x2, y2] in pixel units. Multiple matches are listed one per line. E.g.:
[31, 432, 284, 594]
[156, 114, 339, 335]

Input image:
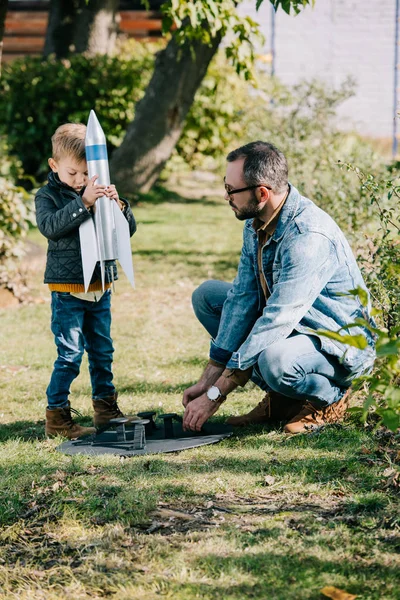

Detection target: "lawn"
[0, 178, 399, 600]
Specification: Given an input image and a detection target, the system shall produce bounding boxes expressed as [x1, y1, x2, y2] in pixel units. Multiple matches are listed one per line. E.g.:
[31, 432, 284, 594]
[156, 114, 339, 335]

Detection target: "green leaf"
[363, 395, 376, 410]
[349, 286, 369, 306]
[315, 329, 368, 349]
[376, 339, 400, 357]
[383, 387, 400, 403]
[379, 409, 400, 432]
[347, 406, 364, 415]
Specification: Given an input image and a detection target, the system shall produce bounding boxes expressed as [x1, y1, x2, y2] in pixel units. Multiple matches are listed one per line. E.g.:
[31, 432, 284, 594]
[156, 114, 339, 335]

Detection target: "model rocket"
[79, 110, 135, 292]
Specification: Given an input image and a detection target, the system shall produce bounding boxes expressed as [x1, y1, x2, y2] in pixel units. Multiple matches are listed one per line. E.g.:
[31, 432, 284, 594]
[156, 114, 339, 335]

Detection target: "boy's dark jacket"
[35, 171, 137, 285]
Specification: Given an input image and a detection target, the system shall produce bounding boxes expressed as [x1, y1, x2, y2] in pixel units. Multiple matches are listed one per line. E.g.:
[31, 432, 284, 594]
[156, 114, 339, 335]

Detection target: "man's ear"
[48, 158, 57, 172]
[258, 185, 270, 205]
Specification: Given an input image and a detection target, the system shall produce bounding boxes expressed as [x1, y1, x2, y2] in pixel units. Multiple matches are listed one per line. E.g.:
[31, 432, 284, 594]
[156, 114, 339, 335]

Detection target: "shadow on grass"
[0, 420, 46, 442]
[180, 551, 397, 600]
[0, 415, 93, 443]
[0, 433, 396, 542]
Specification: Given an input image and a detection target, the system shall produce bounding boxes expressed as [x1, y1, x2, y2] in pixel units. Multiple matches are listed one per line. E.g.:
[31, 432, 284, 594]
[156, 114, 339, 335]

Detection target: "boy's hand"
[105, 184, 124, 211]
[82, 175, 107, 208]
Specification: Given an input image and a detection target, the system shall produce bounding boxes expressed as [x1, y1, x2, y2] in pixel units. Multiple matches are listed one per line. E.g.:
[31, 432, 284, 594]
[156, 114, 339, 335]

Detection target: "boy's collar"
[48, 171, 85, 195]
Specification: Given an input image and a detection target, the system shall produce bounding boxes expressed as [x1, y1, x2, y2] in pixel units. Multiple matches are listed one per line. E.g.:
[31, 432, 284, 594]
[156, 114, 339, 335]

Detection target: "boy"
[35, 123, 137, 439]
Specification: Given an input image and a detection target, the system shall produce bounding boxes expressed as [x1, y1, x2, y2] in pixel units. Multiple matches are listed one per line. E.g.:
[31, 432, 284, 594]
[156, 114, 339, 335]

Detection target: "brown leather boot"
[46, 404, 96, 439]
[284, 389, 351, 434]
[226, 391, 302, 426]
[92, 392, 136, 428]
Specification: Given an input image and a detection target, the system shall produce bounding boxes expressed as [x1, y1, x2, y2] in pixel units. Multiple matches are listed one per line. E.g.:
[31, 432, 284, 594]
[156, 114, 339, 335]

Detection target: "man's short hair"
[227, 141, 288, 194]
[51, 123, 87, 162]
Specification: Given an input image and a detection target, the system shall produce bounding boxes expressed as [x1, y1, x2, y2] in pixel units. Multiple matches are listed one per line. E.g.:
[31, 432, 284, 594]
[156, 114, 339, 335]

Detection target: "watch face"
[207, 386, 220, 401]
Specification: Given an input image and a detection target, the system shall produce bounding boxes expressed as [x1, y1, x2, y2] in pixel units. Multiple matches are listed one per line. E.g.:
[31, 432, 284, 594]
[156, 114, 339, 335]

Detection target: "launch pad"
[57, 411, 233, 456]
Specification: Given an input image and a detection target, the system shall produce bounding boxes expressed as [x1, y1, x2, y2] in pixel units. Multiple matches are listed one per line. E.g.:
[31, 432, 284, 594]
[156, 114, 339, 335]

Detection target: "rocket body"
[79, 110, 134, 291]
[85, 111, 116, 263]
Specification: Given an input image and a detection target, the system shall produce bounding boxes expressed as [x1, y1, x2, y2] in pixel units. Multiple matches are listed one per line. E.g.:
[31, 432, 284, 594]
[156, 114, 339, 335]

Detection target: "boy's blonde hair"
[51, 123, 87, 162]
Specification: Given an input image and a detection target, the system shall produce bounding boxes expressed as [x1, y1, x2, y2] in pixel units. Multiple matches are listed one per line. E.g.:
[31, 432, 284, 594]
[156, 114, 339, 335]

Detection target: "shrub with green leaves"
[240, 76, 387, 235]
[0, 49, 154, 179]
[0, 138, 34, 280]
[1, 44, 385, 217]
[341, 163, 400, 332]
[361, 325, 400, 432]
[318, 287, 399, 432]
[173, 63, 385, 239]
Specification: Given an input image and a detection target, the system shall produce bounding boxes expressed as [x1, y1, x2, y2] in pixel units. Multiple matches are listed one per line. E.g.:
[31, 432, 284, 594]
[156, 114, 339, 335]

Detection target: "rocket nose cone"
[87, 110, 98, 128]
[86, 110, 106, 146]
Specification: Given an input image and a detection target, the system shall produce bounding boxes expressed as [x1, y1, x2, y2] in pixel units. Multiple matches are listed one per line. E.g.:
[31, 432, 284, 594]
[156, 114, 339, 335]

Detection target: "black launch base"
[57, 411, 233, 457]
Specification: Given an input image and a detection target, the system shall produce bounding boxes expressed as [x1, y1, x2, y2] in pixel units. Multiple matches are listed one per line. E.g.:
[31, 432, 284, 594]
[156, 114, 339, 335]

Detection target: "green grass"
[0, 183, 399, 600]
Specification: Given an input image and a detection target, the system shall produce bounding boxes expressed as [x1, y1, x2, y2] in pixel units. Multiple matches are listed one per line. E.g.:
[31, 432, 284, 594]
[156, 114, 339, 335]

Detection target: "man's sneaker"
[46, 404, 95, 439]
[226, 391, 302, 426]
[284, 389, 351, 435]
[92, 392, 137, 429]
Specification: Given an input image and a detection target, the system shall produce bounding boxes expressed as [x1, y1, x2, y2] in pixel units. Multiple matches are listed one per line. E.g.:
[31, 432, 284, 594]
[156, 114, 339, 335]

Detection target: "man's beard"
[231, 191, 262, 221]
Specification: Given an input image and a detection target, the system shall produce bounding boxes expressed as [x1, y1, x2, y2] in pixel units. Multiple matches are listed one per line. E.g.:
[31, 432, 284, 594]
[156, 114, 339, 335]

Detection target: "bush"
[362, 325, 400, 432]
[174, 53, 251, 169]
[0, 48, 154, 180]
[172, 63, 386, 240]
[320, 288, 399, 432]
[1, 46, 385, 222]
[341, 164, 400, 332]
[317, 159, 400, 432]
[239, 76, 387, 236]
[0, 138, 35, 283]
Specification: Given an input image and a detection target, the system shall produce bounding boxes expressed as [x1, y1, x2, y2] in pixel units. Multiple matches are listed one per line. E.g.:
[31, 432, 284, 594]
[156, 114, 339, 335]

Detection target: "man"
[182, 141, 375, 434]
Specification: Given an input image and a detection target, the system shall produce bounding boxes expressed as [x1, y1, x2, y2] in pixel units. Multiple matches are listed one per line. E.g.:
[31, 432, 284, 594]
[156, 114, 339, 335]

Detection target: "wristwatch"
[206, 386, 226, 403]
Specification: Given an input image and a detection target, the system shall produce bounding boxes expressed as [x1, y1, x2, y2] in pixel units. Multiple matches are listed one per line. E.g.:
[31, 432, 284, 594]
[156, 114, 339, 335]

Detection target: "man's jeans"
[192, 280, 354, 407]
[46, 291, 115, 409]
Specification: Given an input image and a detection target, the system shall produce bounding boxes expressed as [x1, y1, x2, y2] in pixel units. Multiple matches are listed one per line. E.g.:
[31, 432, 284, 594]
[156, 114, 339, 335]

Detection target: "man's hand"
[182, 382, 208, 408]
[182, 363, 225, 409]
[183, 394, 221, 432]
[82, 175, 106, 208]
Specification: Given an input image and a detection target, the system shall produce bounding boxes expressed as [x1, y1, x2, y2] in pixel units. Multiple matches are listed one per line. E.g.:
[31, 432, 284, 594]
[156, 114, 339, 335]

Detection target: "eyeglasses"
[224, 177, 272, 199]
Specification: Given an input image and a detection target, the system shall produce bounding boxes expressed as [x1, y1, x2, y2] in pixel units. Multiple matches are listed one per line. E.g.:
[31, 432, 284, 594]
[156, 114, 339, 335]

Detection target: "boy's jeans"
[46, 290, 115, 409]
[192, 280, 354, 407]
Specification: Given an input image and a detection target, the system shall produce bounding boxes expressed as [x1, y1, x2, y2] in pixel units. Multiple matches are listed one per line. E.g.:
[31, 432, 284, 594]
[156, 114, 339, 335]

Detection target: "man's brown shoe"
[226, 391, 302, 426]
[92, 392, 137, 428]
[46, 404, 95, 439]
[284, 389, 351, 435]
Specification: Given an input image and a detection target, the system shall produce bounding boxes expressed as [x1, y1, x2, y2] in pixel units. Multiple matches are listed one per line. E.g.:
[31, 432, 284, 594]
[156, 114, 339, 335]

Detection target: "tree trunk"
[110, 32, 222, 195]
[44, 0, 118, 59]
[0, 0, 8, 76]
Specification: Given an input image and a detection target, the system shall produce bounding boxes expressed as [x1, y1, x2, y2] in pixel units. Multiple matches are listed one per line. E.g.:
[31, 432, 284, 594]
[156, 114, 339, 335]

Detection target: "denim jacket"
[210, 185, 376, 375]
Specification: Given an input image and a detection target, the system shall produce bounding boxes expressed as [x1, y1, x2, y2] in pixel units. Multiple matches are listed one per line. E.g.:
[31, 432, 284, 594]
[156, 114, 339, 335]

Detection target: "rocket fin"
[100, 259, 106, 292]
[113, 201, 135, 288]
[79, 218, 99, 292]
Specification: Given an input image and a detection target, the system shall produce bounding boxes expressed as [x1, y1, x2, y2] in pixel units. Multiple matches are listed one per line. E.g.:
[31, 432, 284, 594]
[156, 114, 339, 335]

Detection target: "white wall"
[239, 0, 396, 139]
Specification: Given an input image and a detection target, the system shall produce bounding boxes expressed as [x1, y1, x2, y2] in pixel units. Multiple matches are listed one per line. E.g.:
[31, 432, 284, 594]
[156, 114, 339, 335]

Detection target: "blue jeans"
[192, 280, 353, 407]
[46, 291, 115, 409]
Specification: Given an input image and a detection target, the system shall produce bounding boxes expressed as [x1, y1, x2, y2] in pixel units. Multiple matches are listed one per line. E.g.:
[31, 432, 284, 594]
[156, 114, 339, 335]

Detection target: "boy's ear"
[48, 158, 57, 172]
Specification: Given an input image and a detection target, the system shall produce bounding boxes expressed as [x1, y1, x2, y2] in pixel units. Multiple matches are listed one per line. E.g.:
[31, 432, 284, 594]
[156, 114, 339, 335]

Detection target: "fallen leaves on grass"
[321, 585, 357, 600]
[143, 503, 224, 535]
[155, 508, 194, 521]
[263, 475, 276, 486]
[381, 467, 400, 490]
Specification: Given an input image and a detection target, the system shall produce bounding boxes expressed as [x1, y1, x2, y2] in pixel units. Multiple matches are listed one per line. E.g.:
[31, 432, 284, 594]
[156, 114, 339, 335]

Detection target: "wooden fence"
[3, 9, 163, 61]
